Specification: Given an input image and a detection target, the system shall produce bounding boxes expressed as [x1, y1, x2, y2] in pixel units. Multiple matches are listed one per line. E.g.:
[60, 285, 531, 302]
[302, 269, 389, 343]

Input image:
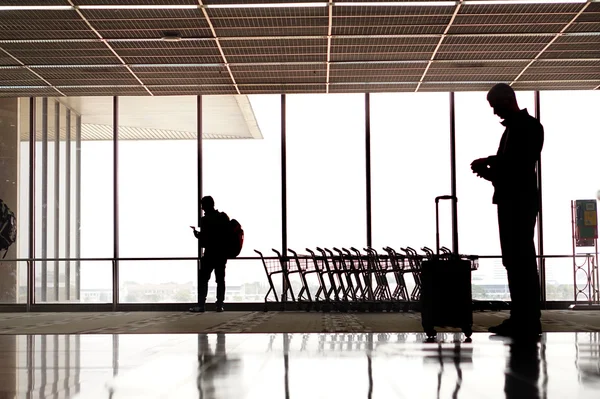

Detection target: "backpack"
[226, 219, 244, 259]
[0, 199, 17, 259]
[219, 212, 244, 259]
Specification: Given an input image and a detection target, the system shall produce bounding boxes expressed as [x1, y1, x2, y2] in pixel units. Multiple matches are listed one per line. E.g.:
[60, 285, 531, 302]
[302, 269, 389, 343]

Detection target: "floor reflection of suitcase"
[420, 195, 473, 339]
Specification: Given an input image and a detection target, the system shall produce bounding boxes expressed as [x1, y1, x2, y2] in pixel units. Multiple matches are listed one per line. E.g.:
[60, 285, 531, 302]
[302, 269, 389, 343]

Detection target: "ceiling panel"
[424, 65, 524, 82]
[232, 64, 326, 84]
[333, 5, 453, 36]
[131, 65, 233, 85]
[437, 35, 551, 61]
[540, 40, 600, 60]
[57, 86, 150, 96]
[0, 2, 597, 94]
[329, 83, 417, 93]
[207, 7, 329, 37]
[74, 0, 198, 4]
[1, 41, 120, 66]
[238, 83, 326, 94]
[33, 65, 140, 86]
[565, 22, 600, 34]
[4, 0, 70, 4]
[220, 38, 327, 63]
[522, 60, 600, 82]
[512, 81, 600, 91]
[110, 40, 223, 65]
[0, 68, 48, 86]
[419, 82, 507, 92]
[330, 63, 425, 83]
[0, 52, 20, 67]
[331, 36, 437, 62]
[80, 8, 212, 39]
[0, 87, 59, 97]
[0, 10, 97, 40]
[149, 85, 238, 95]
[450, 2, 582, 35]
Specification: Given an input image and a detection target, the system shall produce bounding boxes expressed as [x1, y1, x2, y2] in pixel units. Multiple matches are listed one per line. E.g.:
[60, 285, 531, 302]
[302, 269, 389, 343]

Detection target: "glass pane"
[541, 91, 600, 295]
[455, 90, 536, 257]
[17, 98, 30, 303]
[119, 260, 197, 303]
[225, 259, 273, 303]
[371, 93, 451, 251]
[118, 96, 197, 300]
[471, 258, 510, 301]
[203, 94, 281, 302]
[545, 257, 576, 301]
[43, 97, 115, 304]
[287, 93, 366, 250]
[203, 94, 281, 257]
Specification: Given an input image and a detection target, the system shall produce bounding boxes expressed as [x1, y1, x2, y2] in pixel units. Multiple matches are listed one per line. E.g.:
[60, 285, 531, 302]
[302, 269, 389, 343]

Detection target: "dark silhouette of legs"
[498, 202, 542, 333]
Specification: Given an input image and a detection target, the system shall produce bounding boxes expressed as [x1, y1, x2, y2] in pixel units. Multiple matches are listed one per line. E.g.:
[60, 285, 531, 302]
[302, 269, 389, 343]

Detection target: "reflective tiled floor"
[0, 332, 599, 398]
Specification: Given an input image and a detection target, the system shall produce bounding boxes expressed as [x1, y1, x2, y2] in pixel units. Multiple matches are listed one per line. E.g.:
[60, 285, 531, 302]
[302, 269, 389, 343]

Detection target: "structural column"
[365, 93, 372, 248]
[281, 94, 288, 302]
[112, 97, 119, 309]
[75, 115, 81, 300]
[534, 90, 546, 305]
[449, 92, 459, 254]
[65, 109, 71, 301]
[197, 95, 203, 303]
[41, 98, 48, 302]
[54, 101, 60, 301]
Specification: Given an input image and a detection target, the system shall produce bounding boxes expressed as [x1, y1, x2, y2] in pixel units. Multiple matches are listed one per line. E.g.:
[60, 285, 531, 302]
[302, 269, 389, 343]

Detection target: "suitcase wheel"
[462, 326, 473, 338]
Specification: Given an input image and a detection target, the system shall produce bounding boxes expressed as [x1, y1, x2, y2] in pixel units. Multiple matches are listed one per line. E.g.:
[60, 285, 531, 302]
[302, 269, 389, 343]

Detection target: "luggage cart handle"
[435, 195, 456, 203]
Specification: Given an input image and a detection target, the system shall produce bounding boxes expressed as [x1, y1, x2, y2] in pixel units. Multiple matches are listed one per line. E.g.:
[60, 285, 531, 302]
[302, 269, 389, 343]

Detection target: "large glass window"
[286, 93, 366, 251]
[17, 98, 31, 303]
[203, 94, 281, 302]
[455, 91, 535, 299]
[63, 96, 114, 303]
[118, 96, 197, 303]
[371, 93, 451, 251]
[540, 91, 600, 300]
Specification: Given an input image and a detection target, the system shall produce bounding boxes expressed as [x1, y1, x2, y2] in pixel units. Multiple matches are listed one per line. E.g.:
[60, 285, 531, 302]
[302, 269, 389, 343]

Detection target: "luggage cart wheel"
[462, 327, 473, 338]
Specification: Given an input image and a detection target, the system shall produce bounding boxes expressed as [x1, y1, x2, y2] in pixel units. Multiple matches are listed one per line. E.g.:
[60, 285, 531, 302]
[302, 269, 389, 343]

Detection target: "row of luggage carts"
[255, 247, 479, 312]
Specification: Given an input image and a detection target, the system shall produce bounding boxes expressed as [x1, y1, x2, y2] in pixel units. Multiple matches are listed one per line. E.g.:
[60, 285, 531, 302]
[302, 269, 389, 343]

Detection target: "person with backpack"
[190, 196, 243, 313]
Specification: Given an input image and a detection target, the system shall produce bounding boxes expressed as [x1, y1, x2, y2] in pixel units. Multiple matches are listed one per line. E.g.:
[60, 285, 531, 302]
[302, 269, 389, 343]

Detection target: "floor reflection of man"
[504, 341, 542, 399]
[197, 334, 242, 399]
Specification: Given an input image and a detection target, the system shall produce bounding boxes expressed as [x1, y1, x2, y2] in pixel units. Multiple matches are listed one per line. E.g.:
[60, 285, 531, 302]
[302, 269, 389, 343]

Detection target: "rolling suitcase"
[421, 195, 473, 339]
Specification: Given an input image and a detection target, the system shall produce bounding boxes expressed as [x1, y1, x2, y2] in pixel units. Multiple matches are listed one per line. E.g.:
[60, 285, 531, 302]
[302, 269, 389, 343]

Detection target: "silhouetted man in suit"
[471, 83, 544, 338]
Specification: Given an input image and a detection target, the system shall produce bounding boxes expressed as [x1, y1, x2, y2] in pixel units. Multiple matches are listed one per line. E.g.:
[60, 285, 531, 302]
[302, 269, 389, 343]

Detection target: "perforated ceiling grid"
[0, 0, 598, 96]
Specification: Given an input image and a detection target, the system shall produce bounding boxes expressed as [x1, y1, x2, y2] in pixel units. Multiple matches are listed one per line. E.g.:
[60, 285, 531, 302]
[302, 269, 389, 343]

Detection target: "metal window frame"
[13, 90, 558, 311]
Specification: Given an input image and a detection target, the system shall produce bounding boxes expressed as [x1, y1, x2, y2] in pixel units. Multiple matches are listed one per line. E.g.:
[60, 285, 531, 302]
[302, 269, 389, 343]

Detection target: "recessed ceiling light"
[162, 31, 182, 42]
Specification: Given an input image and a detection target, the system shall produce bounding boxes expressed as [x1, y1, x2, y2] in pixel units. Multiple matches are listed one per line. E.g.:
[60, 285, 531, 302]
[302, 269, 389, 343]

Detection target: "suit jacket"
[484, 109, 544, 207]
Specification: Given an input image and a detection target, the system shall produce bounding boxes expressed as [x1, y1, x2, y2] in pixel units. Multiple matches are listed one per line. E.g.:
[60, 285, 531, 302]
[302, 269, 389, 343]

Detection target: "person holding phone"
[190, 196, 230, 313]
[471, 83, 544, 339]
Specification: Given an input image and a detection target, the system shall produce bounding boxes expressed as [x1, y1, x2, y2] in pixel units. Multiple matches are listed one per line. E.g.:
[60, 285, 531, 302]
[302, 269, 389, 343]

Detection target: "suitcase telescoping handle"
[434, 195, 457, 256]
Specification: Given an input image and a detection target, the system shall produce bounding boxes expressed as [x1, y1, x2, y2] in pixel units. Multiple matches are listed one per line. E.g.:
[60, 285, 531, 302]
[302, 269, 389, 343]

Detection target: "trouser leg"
[498, 203, 541, 325]
[198, 259, 215, 305]
[215, 264, 226, 305]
